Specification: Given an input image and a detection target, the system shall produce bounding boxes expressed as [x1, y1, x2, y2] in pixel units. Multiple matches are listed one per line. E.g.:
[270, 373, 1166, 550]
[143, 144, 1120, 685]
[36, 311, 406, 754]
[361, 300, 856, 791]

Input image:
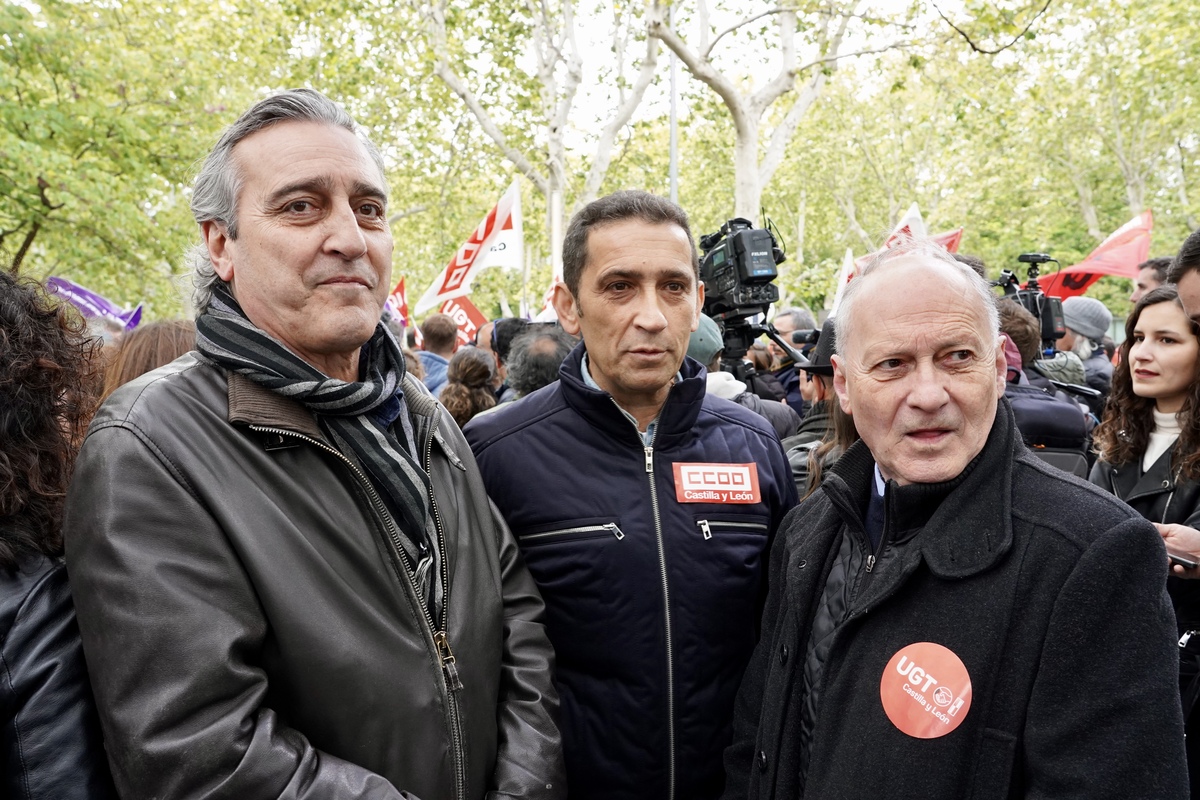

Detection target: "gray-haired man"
[65, 89, 564, 800]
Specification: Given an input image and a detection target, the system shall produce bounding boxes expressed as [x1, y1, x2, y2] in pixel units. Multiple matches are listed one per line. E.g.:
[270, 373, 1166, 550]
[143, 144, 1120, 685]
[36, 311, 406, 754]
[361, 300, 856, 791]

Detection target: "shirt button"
[758, 751, 768, 772]
[779, 645, 789, 664]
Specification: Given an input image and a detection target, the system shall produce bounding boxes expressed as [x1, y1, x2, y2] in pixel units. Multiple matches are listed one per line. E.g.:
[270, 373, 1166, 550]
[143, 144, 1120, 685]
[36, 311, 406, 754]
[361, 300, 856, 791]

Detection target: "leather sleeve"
[0, 564, 116, 800]
[485, 497, 567, 800]
[64, 422, 418, 800]
[1022, 517, 1189, 798]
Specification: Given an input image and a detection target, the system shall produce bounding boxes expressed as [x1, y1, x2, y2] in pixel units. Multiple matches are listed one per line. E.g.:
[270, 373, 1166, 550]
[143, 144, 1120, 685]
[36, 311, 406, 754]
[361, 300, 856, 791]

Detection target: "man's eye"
[608, 282, 631, 292]
[948, 350, 973, 362]
[878, 359, 904, 370]
[286, 200, 313, 213]
[358, 202, 384, 218]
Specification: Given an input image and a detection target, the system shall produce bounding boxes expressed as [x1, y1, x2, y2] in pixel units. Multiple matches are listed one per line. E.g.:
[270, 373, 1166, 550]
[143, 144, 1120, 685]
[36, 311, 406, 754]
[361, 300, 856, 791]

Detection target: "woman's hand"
[1155, 522, 1200, 577]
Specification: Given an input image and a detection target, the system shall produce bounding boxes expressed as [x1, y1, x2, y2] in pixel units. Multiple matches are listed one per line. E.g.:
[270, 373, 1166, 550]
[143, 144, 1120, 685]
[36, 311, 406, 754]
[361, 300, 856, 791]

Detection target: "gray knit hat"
[1062, 296, 1112, 342]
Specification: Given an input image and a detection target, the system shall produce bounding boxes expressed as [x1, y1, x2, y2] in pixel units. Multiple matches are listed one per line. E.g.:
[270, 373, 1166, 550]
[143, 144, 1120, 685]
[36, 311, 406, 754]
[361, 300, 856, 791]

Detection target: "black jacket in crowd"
[723, 400, 1187, 799]
[1, 553, 114, 799]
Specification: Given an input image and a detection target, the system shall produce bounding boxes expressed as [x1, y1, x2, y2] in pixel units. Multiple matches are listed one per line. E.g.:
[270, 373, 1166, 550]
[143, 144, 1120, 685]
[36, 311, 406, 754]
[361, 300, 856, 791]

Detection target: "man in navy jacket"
[466, 190, 797, 800]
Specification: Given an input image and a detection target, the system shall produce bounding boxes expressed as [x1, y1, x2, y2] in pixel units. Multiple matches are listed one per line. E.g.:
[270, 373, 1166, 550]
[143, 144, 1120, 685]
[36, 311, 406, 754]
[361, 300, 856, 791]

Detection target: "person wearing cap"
[780, 317, 839, 496]
[465, 190, 797, 800]
[1060, 295, 1114, 416]
[688, 314, 800, 440]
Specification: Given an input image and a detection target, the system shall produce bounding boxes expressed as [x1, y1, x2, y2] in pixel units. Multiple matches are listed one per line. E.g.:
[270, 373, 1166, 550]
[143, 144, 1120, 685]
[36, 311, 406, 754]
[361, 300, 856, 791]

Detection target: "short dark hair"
[1168, 229, 1200, 284]
[420, 313, 458, 353]
[492, 317, 530, 365]
[1138, 256, 1172, 285]
[508, 326, 576, 396]
[561, 190, 698, 298]
[997, 299, 1041, 368]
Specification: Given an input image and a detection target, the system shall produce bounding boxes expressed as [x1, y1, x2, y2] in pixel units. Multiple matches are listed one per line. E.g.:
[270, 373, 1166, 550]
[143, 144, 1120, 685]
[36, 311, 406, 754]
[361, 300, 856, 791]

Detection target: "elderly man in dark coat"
[722, 239, 1187, 799]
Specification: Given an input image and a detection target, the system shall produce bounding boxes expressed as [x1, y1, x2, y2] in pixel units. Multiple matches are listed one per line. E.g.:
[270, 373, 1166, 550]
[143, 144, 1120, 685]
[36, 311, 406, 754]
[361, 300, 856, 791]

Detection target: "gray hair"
[508, 325, 577, 397]
[836, 237, 999, 360]
[772, 307, 816, 329]
[186, 88, 386, 314]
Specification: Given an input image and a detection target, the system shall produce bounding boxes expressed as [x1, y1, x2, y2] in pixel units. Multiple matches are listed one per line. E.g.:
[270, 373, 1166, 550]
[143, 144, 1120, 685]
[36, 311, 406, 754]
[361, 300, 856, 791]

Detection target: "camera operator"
[768, 307, 815, 418]
[689, 314, 799, 440]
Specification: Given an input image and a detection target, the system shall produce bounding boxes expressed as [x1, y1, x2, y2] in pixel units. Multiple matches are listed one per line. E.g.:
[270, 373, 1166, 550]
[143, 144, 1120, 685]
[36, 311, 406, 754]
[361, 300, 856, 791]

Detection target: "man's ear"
[202, 221, 235, 282]
[552, 282, 581, 336]
[993, 336, 1007, 398]
[832, 354, 853, 415]
[691, 281, 706, 331]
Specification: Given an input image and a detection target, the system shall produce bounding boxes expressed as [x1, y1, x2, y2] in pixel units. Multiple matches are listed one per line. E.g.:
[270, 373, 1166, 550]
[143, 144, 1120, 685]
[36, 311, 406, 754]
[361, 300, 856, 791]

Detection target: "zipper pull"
[433, 631, 464, 691]
[644, 446, 653, 473]
[604, 523, 626, 540]
[866, 554, 876, 573]
[697, 520, 713, 540]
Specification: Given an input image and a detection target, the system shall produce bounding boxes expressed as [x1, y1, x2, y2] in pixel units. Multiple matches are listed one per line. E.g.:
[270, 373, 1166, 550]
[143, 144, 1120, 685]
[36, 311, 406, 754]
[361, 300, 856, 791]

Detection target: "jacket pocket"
[518, 517, 625, 546]
[693, 514, 769, 541]
[969, 727, 1017, 800]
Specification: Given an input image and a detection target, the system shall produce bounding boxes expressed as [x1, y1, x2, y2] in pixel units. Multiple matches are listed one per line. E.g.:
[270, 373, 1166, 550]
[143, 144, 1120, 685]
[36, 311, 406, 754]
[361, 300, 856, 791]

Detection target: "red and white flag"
[1037, 211, 1154, 299]
[415, 180, 523, 315]
[440, 295, 489, 348]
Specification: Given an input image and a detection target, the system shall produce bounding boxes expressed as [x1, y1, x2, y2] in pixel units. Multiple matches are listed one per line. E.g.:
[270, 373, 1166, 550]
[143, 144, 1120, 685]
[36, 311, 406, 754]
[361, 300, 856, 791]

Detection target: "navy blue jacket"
[466, 345, 797, 800]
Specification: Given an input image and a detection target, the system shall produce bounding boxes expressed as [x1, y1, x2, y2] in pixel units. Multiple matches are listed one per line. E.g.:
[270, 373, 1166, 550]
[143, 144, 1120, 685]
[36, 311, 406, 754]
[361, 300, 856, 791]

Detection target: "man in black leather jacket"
[63, 89, 564, 800]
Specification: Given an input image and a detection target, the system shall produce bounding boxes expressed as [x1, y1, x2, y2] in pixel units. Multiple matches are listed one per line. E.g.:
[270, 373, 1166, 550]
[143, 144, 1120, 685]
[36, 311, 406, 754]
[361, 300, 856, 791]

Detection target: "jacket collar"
[1108, 449, 1175, 502]
[824, 398, 1017, 579]
[226, 372, 438, 439]
[558, 342, 706, 449]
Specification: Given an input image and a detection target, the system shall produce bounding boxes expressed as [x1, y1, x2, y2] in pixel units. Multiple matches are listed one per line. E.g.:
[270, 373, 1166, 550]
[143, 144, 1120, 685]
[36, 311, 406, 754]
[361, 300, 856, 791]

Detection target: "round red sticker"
[879, 641, 972, 739]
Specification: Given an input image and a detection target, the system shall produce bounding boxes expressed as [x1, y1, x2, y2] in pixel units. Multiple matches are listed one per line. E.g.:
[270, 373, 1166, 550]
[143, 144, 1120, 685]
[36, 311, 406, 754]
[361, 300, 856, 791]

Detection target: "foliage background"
[2, 0, 1195, 325]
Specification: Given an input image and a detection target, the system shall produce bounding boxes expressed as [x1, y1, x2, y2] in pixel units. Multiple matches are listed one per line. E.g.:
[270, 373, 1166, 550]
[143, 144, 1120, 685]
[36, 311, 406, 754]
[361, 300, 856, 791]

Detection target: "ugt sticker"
[879, 641, 972, 739]
[672, 462, 761, 504]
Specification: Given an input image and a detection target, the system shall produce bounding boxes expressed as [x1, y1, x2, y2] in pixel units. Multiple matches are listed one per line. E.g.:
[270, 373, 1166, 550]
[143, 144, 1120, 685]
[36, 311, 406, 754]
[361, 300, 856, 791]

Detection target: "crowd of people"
[5, 86, 1200, 800]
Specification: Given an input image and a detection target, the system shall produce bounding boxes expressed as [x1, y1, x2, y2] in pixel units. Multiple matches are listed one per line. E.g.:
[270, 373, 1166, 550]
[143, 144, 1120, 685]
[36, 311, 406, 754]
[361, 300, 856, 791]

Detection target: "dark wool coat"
[723, 400, 1188, 800]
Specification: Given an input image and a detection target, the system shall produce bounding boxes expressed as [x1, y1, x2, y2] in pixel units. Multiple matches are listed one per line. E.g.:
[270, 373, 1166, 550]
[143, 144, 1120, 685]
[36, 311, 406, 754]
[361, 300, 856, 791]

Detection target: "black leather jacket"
[1091, 451, 1200, 631]
[1, 553, 115, 800]
[64, 354, 565, 800]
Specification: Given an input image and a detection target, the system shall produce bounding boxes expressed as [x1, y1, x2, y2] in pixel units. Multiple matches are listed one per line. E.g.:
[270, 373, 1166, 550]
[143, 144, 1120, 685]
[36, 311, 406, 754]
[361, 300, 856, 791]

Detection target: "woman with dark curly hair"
[1090, 284, 1200, 792]
[0, 271, 115, 798]
[440, 346, 497, 430]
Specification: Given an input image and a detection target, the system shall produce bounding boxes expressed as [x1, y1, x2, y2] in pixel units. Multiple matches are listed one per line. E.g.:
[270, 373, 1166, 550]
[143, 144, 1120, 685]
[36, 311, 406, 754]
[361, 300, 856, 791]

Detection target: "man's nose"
[906, 361, 950, 411]
[324, 202, 369, 260]
[632, 290, 669, 332]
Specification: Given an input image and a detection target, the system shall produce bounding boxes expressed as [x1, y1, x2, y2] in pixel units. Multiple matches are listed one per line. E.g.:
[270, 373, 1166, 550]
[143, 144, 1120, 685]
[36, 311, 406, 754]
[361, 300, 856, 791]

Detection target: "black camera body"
[698, 218, 792, 380]
[994, 253, 1065, 355]
[700, 218, 783, 322]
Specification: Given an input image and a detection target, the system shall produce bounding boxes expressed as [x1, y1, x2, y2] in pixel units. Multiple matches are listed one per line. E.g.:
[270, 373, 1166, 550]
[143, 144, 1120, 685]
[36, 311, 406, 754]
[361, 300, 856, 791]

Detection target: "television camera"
[698, 217, 804, 381]
[993, 252, 1065, 355]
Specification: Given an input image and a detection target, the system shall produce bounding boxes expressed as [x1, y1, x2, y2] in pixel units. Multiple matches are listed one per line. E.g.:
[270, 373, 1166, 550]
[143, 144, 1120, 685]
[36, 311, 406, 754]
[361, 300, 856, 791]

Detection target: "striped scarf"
[195, 285, 434, 571]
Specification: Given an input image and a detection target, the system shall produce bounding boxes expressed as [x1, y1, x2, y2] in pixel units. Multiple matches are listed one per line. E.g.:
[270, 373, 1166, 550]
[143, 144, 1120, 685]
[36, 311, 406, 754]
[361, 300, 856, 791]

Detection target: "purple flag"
[46, 276, 142, 331]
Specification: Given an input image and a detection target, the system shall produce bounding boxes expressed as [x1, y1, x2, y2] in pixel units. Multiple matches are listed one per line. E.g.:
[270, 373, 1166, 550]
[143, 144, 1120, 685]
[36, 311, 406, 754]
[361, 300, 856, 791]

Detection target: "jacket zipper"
[520, 523, 625, 542]
[644, 437, 676, 800]
[695, 519, 768, 540]
[421, 423, 466, 800]
[252, 424, 465, 800]
[1162, 466, 1183, 523]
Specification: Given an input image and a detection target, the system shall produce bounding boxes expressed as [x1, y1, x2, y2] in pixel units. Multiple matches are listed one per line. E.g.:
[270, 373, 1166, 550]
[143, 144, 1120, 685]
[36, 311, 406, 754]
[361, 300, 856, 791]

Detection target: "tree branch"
[931, 0, 1054, 55]
[704, 7, 795, 60]
[424, 1, 549, 195]
[576, 34, 660, 210]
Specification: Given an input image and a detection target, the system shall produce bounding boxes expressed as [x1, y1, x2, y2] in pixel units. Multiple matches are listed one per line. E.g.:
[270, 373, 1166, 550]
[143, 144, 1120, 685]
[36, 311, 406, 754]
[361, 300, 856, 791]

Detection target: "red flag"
[440, 296, 489, 348]
[386, 276, 410, 327]
[416, 181, 521, 314]
[854, 227, 965, 272]
[1037, 211, 1154, 299]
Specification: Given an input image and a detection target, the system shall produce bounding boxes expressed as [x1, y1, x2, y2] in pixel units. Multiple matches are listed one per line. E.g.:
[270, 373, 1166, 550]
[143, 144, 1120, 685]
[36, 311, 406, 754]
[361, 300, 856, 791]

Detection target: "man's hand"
[1154, 522, 1200, 577]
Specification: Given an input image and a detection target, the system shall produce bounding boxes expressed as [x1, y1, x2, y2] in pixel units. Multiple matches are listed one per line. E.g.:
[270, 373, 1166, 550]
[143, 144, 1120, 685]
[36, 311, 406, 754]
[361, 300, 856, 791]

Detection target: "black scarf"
[195, 285, 434, 577]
